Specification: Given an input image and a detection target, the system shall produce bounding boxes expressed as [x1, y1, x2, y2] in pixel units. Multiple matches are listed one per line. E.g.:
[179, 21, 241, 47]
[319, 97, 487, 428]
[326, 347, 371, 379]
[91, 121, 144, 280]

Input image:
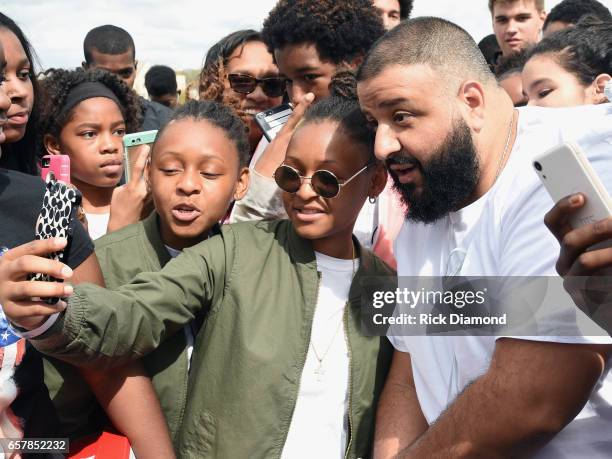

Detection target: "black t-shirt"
[0, 168, 94, 444]
[140, 97, 172, 131]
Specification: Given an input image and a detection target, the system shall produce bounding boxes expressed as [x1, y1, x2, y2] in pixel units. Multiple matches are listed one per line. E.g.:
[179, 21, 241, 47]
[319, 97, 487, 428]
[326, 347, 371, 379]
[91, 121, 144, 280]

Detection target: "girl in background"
[522, 19, 612, 107]
[38, 68, 148, 239]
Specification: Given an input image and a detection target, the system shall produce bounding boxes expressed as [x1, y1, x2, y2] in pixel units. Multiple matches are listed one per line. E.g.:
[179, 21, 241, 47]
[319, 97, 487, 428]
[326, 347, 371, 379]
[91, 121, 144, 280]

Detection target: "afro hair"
[262, 0, 385, 65]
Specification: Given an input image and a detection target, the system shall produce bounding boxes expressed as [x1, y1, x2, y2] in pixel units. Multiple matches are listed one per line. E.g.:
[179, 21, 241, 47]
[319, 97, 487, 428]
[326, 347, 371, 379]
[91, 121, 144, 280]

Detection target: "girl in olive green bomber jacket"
[42, 100, 250, 442]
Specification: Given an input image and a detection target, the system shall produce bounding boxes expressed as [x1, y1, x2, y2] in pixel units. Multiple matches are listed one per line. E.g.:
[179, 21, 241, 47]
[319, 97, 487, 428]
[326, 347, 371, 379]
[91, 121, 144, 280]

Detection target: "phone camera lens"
[533, 161, 542, 171]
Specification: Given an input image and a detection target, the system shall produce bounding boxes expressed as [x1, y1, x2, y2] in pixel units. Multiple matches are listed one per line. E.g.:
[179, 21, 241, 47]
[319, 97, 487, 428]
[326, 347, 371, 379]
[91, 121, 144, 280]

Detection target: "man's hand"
[0, 238, 73, 330]
[108, 145, 153, 233]
[255, 93, 315, 178]
[544, 193, 612, 334]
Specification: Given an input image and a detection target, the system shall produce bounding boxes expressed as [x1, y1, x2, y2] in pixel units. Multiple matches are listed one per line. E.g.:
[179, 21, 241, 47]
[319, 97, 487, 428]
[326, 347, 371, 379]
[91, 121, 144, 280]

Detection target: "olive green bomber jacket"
[34, 219, 395, 458]
[44, 212, 197, 441]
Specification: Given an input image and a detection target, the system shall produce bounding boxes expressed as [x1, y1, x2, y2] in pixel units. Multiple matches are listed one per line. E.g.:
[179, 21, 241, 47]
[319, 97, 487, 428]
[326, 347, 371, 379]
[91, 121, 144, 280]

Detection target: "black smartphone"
[255, 103, 293, 141]
[28, 180, 82, 304]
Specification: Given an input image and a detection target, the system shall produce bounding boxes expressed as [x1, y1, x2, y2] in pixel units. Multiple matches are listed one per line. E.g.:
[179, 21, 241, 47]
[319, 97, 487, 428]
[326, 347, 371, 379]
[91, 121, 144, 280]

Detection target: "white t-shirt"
[281, 252, 357, 459]
[85, 212, 110, 240]
[389, 104, 612, 458]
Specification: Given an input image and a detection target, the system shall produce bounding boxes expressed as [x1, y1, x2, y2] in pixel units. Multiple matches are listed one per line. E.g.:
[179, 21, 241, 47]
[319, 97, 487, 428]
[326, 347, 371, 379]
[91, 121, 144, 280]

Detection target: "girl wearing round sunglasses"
[1, 80, 393, 458]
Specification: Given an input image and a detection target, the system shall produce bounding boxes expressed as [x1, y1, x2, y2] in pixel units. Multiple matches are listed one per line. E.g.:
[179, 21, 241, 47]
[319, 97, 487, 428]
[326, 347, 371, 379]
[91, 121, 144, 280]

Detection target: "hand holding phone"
[28, 180, 82, 304]
[254, 94, 315, 178]
[123, 130, 157, 183]
[255, 104, 293, 142]
[108, 139, 153, 233]
[533, 142, 612, 230]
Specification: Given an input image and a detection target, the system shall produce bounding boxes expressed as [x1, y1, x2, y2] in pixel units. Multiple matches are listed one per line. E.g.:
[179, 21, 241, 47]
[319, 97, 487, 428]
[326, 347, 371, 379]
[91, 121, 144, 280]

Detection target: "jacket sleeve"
[230, 167, 288, 223]
[32, 232, 230, 369]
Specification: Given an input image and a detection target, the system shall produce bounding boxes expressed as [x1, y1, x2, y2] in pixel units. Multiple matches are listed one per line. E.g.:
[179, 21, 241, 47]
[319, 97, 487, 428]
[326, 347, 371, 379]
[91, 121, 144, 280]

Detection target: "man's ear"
[134, 59, 139, 71]
[593, 73, 611, 103]
[43, 134, 62, 155]
[233, 167, 250, 201]
[539, 10, 547, 27]
[82, 61, 89, 70]
[457, 80, 486, 133]
[368, 162, 388, 200]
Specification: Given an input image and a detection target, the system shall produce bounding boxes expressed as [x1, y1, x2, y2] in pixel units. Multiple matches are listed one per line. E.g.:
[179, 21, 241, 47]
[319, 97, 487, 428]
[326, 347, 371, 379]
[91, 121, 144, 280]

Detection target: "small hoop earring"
[368, 196, 377, 204]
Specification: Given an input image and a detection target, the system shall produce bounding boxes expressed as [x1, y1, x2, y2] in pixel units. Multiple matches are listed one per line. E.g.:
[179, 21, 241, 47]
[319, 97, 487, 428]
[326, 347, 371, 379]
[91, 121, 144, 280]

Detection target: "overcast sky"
[3, 0, 612, 71]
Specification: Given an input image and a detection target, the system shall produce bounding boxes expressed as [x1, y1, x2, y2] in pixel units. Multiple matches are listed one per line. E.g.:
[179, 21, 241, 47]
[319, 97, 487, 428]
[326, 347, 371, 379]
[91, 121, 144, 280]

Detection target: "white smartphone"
[533, 142, 612, 230]
[255, 103, 293, 141]
[122, 130, 157, 183]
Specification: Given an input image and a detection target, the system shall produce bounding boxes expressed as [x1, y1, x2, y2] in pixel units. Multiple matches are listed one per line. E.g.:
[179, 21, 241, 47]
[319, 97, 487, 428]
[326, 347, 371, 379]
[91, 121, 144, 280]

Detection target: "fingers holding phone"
[0, 238, 73, 330]
[255, 93, 315, 177]
[108, 145, 152, 233]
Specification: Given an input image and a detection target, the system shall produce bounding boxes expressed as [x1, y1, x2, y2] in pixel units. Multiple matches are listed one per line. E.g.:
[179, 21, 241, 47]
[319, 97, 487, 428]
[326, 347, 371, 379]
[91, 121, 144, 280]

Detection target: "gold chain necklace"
[494, 110, 516, 181]
[311, 242, 357, 382]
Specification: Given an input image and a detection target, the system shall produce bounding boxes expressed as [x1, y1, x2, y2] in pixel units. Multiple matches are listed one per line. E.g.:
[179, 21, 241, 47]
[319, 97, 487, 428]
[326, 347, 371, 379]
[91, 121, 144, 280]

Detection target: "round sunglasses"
[274, 163, 374, 199]
[227, 73, 286, 98]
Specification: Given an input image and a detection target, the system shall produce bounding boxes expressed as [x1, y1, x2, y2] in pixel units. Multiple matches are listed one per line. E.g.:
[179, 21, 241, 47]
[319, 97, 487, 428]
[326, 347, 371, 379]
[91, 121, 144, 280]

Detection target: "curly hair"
[37, 68, 143, 151]
[262, 0, 385, 64]
[0, 13, 43, 175]
[155, 100, 250, 168]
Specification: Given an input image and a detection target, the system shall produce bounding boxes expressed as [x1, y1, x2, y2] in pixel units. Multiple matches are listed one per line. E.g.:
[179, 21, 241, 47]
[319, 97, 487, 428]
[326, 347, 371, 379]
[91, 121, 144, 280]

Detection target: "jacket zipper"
[277, 271, 322, 458]
[344, 304, 354, 459]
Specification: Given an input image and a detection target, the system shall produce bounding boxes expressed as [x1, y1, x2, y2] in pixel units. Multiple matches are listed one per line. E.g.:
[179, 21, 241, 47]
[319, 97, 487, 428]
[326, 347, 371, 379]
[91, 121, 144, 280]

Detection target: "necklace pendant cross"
[314, 362, 326, 382]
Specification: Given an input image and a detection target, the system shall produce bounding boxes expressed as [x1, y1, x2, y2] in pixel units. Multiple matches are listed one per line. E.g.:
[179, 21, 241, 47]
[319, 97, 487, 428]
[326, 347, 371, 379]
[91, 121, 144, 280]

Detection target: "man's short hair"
[84, 25, 135, 64]
[488, 0, 545, 13]
[262, 0, 385, 65]
[399, 0, 414, 19]
[543, 0, 611, 30]
[145, 65, 177, 97]
[357, 17, 496, 89]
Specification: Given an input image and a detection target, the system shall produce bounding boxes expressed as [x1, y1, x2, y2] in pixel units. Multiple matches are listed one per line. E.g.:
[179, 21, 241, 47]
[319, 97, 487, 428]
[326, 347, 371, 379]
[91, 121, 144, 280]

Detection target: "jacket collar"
[142, 212, 172, 268]
[142, 212, 223, 268]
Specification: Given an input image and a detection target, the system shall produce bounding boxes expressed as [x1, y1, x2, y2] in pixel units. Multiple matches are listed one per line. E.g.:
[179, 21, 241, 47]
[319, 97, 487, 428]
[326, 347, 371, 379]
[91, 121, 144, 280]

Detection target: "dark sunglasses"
[274, 163, 374, 199]
[227, 73, 286, 98]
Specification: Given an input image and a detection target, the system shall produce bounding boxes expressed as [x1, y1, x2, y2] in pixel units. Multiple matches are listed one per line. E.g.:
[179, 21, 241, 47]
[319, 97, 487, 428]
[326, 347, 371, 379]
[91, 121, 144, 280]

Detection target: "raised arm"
[0, 235, 227, 368]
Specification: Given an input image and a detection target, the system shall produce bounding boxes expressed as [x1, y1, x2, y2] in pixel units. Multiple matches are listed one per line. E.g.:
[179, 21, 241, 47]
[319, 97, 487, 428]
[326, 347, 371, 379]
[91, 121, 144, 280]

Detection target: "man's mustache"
[385, 153, 420, 168]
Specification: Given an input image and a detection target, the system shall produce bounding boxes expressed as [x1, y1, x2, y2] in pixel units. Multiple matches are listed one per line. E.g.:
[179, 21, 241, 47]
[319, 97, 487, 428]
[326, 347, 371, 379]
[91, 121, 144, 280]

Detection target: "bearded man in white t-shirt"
[357, 17, 612, 459]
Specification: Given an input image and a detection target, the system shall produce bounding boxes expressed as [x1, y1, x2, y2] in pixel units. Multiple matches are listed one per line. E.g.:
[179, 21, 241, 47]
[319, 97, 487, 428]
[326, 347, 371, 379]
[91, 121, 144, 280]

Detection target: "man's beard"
[388, 118, 480, 224]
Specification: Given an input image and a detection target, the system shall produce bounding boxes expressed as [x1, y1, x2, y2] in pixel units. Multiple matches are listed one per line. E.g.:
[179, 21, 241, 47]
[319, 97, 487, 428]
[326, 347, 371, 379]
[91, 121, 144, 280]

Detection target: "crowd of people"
[0, 0, 610, 457]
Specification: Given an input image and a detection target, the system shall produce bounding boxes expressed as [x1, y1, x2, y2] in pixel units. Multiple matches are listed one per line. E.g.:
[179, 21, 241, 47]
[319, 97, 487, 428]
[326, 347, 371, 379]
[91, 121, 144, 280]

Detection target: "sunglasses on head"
[227, 73, 286, 98]
[274, 162, 374, 199]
